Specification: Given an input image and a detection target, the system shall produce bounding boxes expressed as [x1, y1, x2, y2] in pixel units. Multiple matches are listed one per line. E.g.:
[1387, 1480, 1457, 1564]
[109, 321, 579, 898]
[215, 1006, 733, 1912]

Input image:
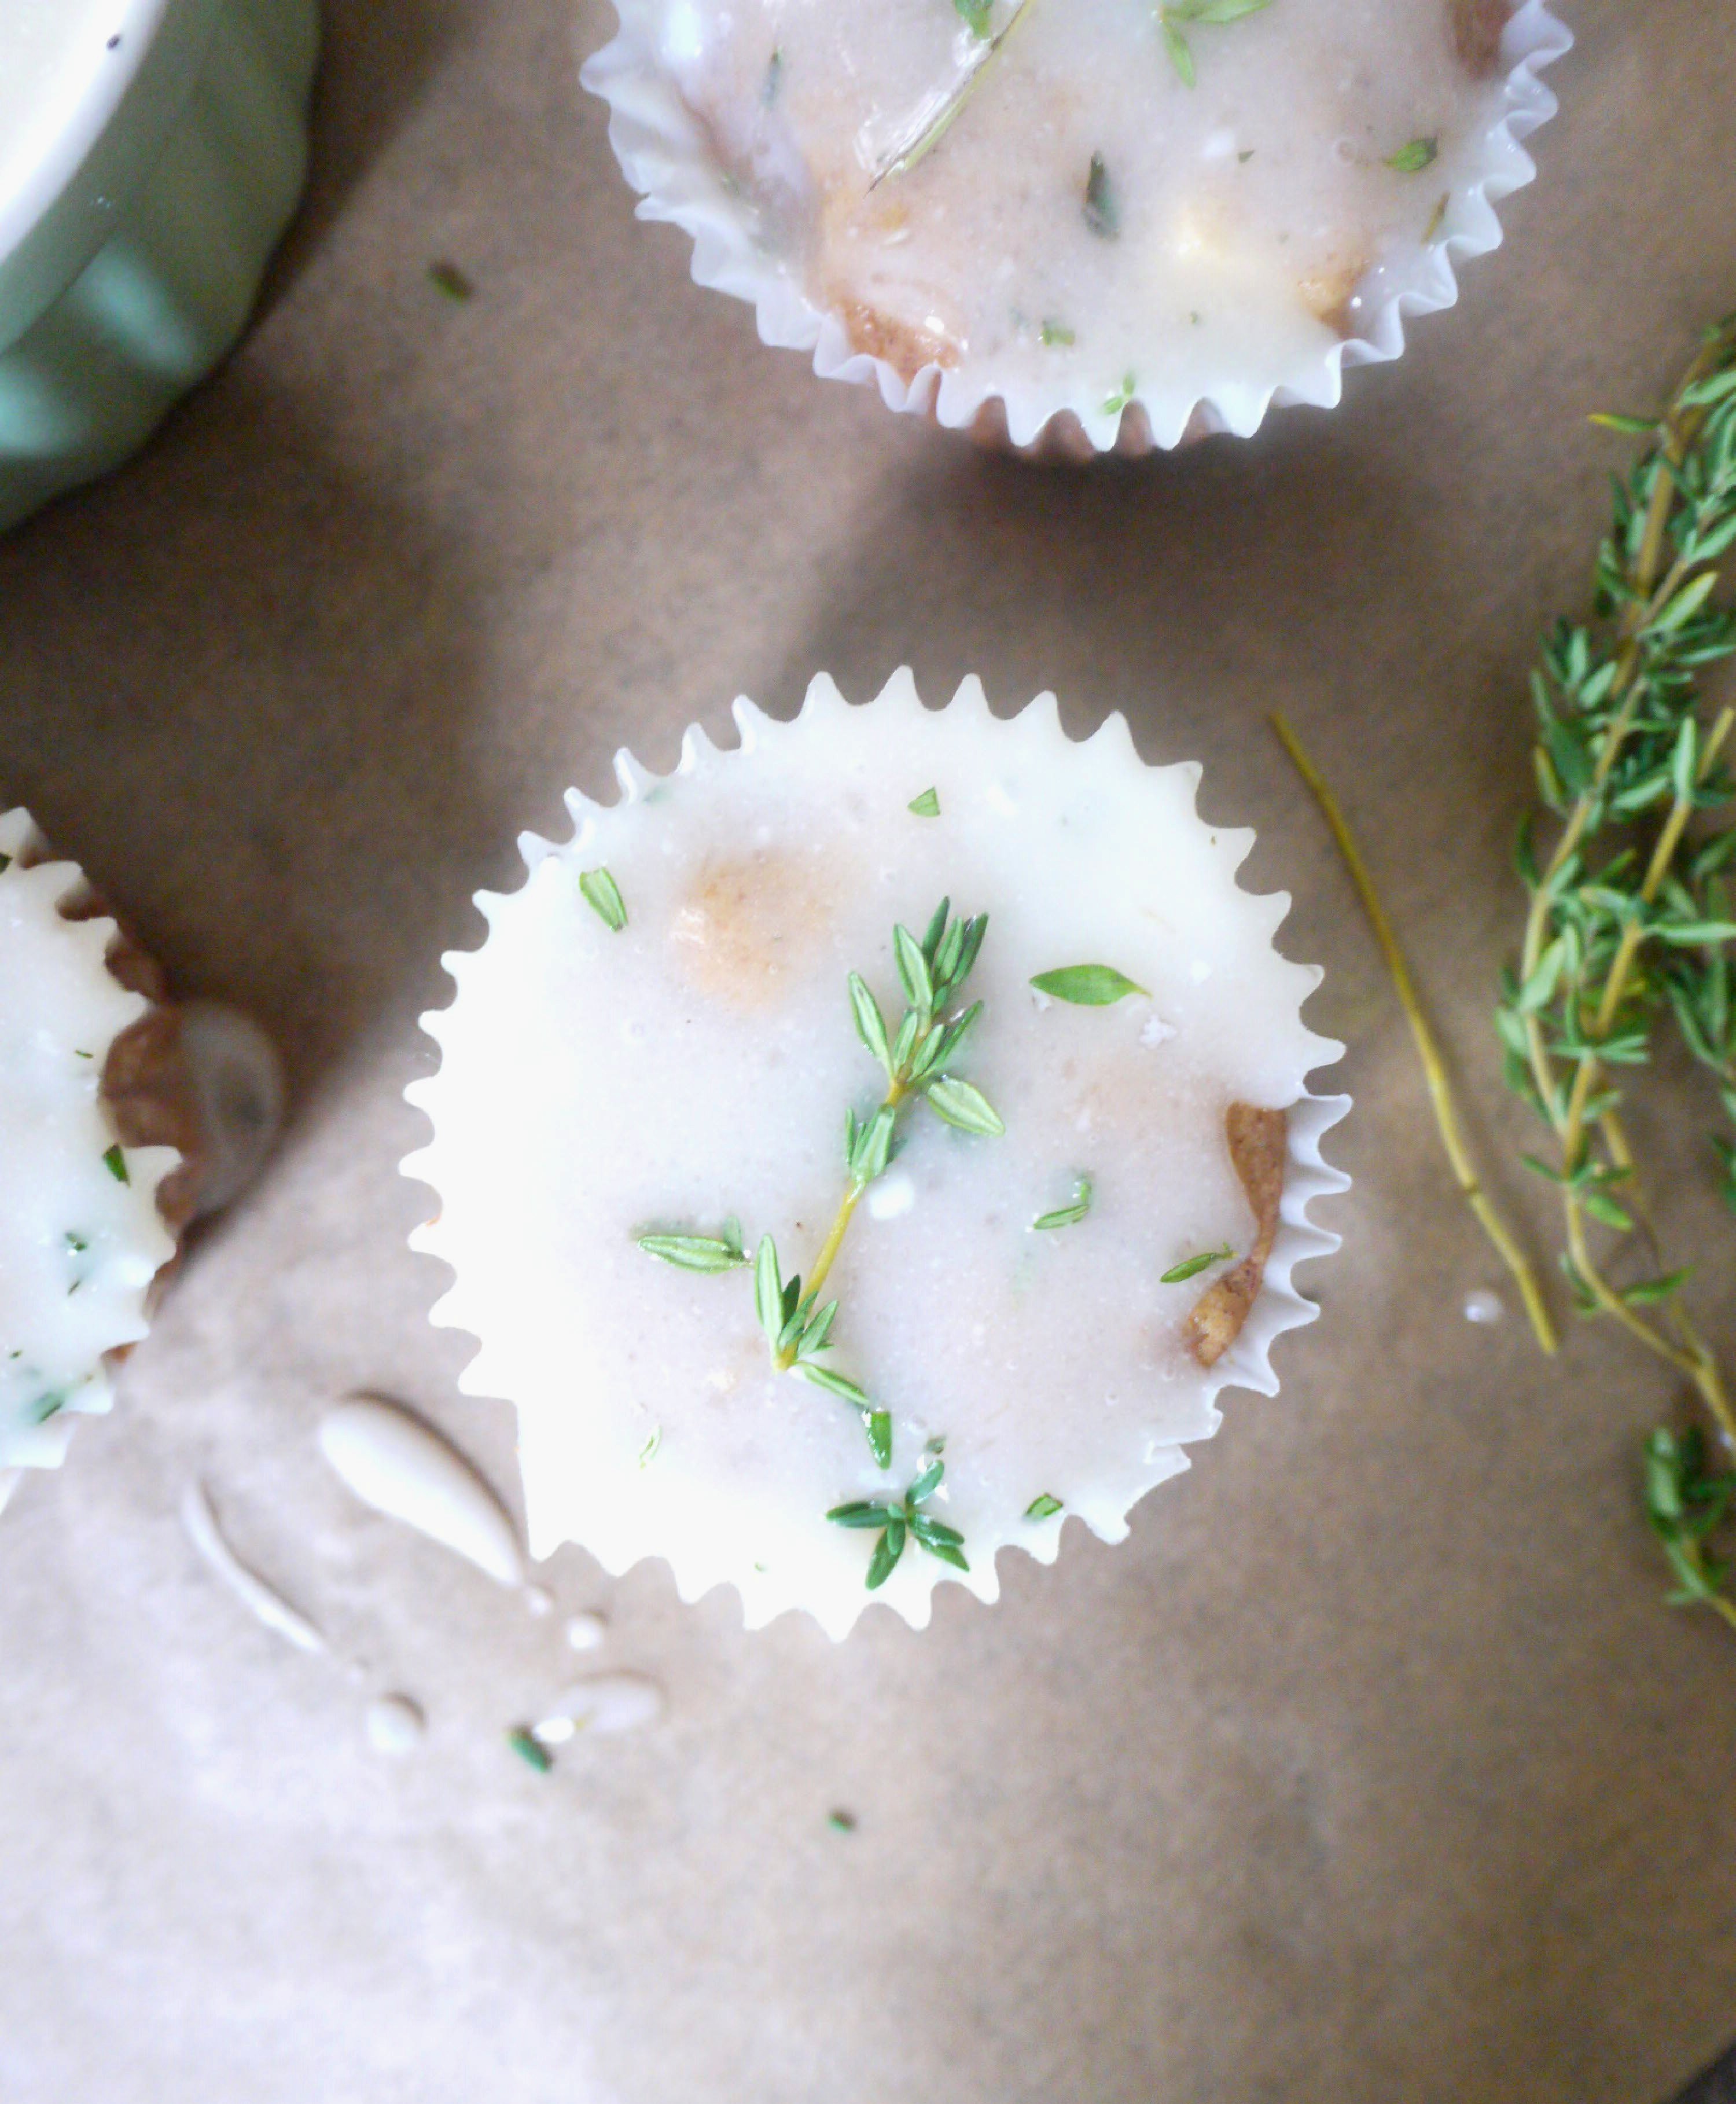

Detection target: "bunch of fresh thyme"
[638, 898, 1002, 1486]
[1278, 311, 1736, 1632]
[1500, 314, 1736, 1621]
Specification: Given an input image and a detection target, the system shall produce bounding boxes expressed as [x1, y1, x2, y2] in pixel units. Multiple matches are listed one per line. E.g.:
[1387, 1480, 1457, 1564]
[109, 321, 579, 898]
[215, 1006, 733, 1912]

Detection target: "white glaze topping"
[363, 1692, 427, 1756]
[1, 809, 179, 1474]
[406, 673, 1343, 1637]
[623, 0, 1518, 406]
[318, 1395, 528, 1588]
[180, 1481, 328, 1656]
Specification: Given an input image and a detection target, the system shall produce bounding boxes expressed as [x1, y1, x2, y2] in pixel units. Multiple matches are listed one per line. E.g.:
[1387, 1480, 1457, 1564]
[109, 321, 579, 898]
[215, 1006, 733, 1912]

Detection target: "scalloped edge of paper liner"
[582, 0, 1571, 454]
[0, 808, 182, 1507]
[402, 669, 1351, 1638]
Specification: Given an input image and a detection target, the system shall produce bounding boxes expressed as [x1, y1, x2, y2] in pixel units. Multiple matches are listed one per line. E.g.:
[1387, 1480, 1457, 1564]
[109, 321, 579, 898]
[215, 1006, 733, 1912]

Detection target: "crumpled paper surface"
[1, 3, 1733, 2100]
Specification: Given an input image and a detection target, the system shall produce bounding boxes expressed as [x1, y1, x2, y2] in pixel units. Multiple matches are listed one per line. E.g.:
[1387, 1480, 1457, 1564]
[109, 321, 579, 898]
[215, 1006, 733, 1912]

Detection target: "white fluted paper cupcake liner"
[404, 671, 1350, 1636]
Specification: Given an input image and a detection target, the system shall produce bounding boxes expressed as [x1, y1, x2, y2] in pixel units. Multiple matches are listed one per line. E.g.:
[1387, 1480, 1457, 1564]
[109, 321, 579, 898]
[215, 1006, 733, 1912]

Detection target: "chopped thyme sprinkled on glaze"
[101, 1144, 128, 1184]
[24, 1393, 66, 1426]
[909, 787, 941, 817]
[1158, 0, 1275, 87]
[1422, 192, 1450, 242]
[954, 0, 992, 34]
[1032, 1177, 1093, 1230]
[827, 1453, 968, 1589]
[638, 1427, 663, 1466]
[827, 1807, 858, 1832]
[1024, 1492, 1064, 1520]
[1384, 135, 1439, 172]
[1101, 373, 1138, 417]
[1031, 964, 1148, 1004]
[580, 868, 628, 932]
[506, 1726, 554, 1772]
[1039, 318, 1076, 347]
[1083, 152, 1119, 239]
[1160, 1243, 1235, 1284]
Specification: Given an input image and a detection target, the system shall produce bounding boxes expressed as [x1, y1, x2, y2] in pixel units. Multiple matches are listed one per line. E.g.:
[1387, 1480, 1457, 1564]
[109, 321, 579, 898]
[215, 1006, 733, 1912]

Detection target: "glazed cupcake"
[404, 673, 1347, 1637]
[0, 810, 283, 1509]
[584, 0, 1568, 453]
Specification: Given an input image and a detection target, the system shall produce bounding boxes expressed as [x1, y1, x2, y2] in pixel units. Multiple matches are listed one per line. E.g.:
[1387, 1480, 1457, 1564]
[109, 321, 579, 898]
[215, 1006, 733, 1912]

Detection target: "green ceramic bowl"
[0, 0, 318, 531]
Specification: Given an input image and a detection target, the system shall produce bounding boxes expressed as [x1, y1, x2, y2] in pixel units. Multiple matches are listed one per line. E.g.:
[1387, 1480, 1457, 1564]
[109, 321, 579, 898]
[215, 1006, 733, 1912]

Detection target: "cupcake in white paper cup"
[583, 0, 1569, 456]
[403, 671, 1349, 1639]
[0, 809, 284, 1511]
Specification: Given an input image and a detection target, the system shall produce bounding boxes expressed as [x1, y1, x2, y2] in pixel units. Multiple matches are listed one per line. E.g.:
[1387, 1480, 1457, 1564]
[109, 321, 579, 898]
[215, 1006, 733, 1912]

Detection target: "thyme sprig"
[1278, 312, 1736, 1632]
[828, 1453, 968, 1589]
[869, 0, 1037, 188]
[638, 899, 1001, 1471]
[1499, 313, 1736, 1480]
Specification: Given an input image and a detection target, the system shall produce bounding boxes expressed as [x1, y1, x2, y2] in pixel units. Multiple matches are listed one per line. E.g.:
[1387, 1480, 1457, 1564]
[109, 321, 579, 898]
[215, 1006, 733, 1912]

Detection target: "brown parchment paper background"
[2, 3, 1735, 2099]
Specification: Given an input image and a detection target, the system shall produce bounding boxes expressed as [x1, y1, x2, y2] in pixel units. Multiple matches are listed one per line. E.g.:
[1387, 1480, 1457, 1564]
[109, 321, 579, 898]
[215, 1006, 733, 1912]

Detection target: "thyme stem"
[1271, 710, 1560, 1353]
[776, 1078, 909, 1369]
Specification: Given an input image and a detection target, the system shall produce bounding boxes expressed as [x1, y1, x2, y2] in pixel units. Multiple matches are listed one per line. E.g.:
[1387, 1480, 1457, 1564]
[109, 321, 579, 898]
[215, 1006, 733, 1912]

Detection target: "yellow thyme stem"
[775, 1078, 908, 1369]
[1270, 711, 1560, 1354]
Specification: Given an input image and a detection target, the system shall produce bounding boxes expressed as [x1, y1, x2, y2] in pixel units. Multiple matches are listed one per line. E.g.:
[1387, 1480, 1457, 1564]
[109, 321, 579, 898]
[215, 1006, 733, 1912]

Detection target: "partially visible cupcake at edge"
[1, 810, 284, 1511]
[404, 673, 1348, 1639]
[584, 0, 1568, 453]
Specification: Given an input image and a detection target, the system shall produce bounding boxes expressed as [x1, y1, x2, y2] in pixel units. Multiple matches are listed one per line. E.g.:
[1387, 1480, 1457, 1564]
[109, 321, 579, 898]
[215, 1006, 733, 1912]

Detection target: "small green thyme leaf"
[848, 972, 892, 1072]
[866, 1409, 893, 1469]
[866, 1522, 907, 1589]
[1160, 11, 1196, 84]
[428, 260, 474, 302]
[753, 1235, 784, 1344]
[1083, 152, 1120, 239]
[1102, 373, 1138, 416]
[827, 1808, 858, 1832]
[65, 1232, 87, 1253]
[909, 787, 941, 817]
[638, 1427, 662, 1467]
[579, 867, 627, 932]
[1032, 1177, 1093, 1231]
[954, 0, 993, 34]
[102, 1144, 128, 1184]
[1039, 319, 1076, 347]
[506, 1726, 553, 1772]
[1031, 964, 1149, 1005]
[1384, 136, 1439, 174]
[925, 1075, 1006, 1136]
[637, 1231, 749, 1273]
[1422, 191, 1450, 243]
[24, 1393, 66, 1427]
[1161, 1243, 1235, 1284]
[1025, 1493, 1064, 1519]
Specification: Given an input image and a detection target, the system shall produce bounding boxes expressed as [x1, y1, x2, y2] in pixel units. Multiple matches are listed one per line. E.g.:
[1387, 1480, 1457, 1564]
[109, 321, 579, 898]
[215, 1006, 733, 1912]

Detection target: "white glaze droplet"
[523, 1583, 555, 1617]
[318, 1396, 526, 1587]
[1462, 1288, 1504, 1326]
[531, 1714, 577, 1746]
[866, 1169, 916, 1221]
[564, 1610, 608, 1651]
[1139, 1014, 1177, 1049]
[544, 1674, 664, 1737]
[364, 1693, 425, 1756]
[180, 1482, 327, 1655]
